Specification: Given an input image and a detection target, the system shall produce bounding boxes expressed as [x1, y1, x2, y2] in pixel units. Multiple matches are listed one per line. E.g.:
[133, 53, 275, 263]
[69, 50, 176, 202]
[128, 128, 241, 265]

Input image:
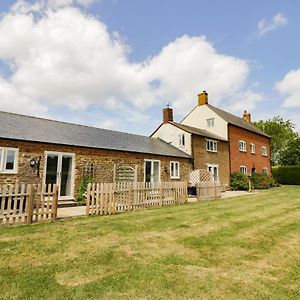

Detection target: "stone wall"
[0, 138, 192, 199]
[192, 135, 230, 187]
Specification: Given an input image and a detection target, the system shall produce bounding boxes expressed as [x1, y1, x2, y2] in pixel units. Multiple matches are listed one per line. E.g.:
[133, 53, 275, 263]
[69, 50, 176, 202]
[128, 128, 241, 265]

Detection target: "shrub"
[230, 172, 249, 191]
[272, 166, 300, 185]
[251, 173, 276, 189]
[76, 176, 95, 204]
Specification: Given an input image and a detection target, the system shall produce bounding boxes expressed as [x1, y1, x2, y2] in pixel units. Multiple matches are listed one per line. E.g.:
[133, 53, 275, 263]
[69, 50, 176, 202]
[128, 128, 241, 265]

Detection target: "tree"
[279, 136, 300, 166]
[253, 117, 298, 165]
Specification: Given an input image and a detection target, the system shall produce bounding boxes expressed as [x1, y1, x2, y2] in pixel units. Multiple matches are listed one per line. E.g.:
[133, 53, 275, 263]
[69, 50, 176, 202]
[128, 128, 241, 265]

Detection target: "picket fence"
[0, 184, 58, 226]
[196, 181, 222, 200]
[86, 181, 188, 216]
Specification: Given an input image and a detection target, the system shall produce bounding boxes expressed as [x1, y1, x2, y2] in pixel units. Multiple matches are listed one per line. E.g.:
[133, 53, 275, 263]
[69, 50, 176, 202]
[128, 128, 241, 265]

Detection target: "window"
[207, 164, 219, 181]
[206, 118, 215, 128]
[170, 161, 180, 179]
[262, 146, 267, 156]
[240, 165, 247, 175]
[144, 160, 160, 183]
[0, 147, 18, 173]
[263, 167, 268, 175]
[179, 134, 185, 146]
[239, 140, 246, 152]
[206, 139, 218, 152]
[250, 143, 255, 154]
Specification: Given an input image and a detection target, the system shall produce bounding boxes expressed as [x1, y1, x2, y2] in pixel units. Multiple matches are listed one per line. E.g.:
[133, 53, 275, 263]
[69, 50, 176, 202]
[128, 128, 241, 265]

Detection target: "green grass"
[0, 186, 300, 299]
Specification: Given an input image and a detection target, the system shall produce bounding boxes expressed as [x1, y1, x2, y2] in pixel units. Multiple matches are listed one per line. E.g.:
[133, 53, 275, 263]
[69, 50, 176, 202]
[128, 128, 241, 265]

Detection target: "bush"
[272, 166, 300, 185]
[251, 173, 276, 189]
[76, 176, 95, 204]
[230, 172, 249, 191]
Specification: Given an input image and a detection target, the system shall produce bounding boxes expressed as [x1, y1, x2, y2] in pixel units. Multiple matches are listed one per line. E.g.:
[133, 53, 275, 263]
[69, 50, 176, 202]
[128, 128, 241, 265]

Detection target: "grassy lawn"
[0, 186, 299, 299]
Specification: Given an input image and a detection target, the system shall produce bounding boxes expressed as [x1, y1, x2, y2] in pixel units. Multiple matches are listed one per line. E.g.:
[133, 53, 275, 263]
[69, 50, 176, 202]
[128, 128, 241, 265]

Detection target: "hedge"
[272, 166, 300, 185]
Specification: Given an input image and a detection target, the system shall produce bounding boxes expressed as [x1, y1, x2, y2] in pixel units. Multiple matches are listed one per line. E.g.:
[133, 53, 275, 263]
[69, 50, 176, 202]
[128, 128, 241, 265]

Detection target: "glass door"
[45, 152, 74, 200]
[145, 160, 160, 183]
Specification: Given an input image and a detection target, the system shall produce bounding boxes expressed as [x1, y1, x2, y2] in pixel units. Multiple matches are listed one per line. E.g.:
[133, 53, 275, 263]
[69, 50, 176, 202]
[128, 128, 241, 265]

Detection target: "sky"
[0, 0, 299, 135]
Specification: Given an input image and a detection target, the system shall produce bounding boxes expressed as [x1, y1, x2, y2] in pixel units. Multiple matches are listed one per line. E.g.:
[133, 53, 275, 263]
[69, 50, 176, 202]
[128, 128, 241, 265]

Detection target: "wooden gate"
[0, 184, 58, 226]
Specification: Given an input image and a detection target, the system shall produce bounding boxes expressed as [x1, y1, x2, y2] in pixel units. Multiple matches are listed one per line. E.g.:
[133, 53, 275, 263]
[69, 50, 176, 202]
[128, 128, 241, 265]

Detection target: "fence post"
[26, 184, 34, 224]
[52, 184, 58, 220]
[214, 181, 217, 200]
[196, 183, 200, 201]
[86, 183, 92, 216]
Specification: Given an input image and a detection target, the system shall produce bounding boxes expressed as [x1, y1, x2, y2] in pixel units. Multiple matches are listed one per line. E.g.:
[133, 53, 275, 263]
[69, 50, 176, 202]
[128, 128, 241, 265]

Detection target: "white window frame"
[144, 159, 161, 183]
[240, 165, 247, 175]
[206, 163, 219, 181]
[179, 134, 185, 146]
[262, 146, 267, 156]
[170, 161, 180, 179]
[0, 147, 19, 174]
[263, 167, 268, 175]
[206, 118, 215, 128]
[250, 143, 255, 154]
[206, 139, 218, 153]
[239, 140, 246, 152]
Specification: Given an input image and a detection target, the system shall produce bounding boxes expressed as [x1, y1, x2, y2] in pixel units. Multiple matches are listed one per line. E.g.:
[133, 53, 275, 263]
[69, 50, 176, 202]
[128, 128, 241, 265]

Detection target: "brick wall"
[228, 125, 271, 174]
[0, 138, 192, 198]
[192, 135, 230, 186]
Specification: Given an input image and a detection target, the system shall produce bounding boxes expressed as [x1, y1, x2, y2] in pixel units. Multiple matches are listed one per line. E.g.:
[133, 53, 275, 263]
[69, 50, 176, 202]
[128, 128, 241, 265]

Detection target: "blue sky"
[0, 0, 299, 134]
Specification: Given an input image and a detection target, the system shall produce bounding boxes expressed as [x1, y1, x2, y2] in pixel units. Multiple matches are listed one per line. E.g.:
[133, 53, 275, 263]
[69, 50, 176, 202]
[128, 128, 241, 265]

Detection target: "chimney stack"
[163, 104, 173, 124]
[242, 110, 251, 122]
[198, 90, 208, 106]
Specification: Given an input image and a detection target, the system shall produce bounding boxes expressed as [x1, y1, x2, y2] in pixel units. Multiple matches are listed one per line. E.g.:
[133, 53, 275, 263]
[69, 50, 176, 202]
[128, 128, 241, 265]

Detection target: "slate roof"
[207, 104, 270, 138]
[169, 122, 228, 141]
[0, 111, 190, 158]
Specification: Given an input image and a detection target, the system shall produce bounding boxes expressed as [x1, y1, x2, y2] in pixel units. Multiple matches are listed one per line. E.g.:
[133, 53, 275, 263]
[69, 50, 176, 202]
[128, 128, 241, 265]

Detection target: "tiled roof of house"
[170, 122, 228, 141]
[207, 104, 270, 138]
[0, 111, 191, 158]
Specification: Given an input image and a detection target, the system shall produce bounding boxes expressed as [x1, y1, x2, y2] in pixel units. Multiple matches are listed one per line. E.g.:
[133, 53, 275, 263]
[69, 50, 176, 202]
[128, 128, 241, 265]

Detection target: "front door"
[44, 152, 74, 200]
[145, 160, 160, 183]
[207, 164, 219, 181]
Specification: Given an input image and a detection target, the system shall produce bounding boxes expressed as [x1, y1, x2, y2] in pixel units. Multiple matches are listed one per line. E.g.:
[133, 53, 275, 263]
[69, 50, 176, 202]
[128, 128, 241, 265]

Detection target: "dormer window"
[239, 140, 246, 152]
[179, 134, 185, 146]
[206, 118, 215, 128]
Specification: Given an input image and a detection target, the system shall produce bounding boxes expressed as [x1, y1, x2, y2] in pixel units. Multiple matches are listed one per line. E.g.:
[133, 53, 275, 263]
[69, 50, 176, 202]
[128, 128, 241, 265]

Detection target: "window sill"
[170, 177, 180, 180]
[0, 171, 18, 175]
[250, 152, 255, 154]
[239, 150, 247, 152]
[207, 150, 218, 153]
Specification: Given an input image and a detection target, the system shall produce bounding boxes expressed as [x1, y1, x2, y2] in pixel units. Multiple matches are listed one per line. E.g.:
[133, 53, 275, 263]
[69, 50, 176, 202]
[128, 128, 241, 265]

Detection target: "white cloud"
[275, 69, 300, 108]
[257, 13, 287, 36]
[0, 0, 262, 125]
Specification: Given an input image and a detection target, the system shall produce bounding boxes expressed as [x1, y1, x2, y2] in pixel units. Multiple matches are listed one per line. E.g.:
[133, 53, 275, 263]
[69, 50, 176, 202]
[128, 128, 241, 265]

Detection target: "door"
[207, 164, 219, 181]
[145, 160, 160, 183]
[45, 152, 74, 200]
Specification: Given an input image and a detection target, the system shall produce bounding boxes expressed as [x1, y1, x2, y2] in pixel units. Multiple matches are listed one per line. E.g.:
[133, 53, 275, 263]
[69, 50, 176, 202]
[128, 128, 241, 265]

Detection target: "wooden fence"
[0, 184, 58, 226]
[196, 181, 221, 200]
[86, 181, 188, 216]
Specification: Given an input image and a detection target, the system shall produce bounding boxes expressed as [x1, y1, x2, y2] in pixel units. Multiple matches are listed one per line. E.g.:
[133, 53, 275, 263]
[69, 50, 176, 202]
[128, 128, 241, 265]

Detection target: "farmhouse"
[0, 111, 192, 202]
[151, 106, 230, 187]
[181, 91, 271, 175]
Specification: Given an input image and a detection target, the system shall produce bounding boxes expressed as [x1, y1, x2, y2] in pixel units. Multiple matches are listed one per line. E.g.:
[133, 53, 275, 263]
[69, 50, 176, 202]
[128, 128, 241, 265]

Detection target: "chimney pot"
[242, 110, 251, 122]
[163, 105, 173, 124]
[198, 90, 208, 106]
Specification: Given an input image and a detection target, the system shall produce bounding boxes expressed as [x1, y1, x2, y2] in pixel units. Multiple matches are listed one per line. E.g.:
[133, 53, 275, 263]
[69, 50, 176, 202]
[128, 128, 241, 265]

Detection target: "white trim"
[239, 140, 246, 152]
[206, 139, 218, 152]
[206, 163, 219, 181]
[0, 147, 19, 174]
[206, 118, 215, 128]
[250, 143, 255, 154]
[170, 161, 180, 179]
[144, 159, 161, 183]
[44, 151, 75, 200]
[240, 165, 247, 175]
[262, 146, 268, 156]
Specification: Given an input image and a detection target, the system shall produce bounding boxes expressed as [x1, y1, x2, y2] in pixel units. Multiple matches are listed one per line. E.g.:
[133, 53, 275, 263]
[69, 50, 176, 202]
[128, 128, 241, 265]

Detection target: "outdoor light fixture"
[30, 158, 37, 167]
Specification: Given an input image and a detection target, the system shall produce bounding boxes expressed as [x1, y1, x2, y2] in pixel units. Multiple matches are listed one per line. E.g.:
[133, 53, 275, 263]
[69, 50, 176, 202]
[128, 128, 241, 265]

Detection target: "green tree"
[253, 117, 297, 165]
[279, 135, 300, 166]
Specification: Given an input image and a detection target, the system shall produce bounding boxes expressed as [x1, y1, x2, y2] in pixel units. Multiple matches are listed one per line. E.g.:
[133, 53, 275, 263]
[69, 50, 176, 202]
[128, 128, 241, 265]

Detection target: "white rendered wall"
[181, 105, 228, 140]
[152, 123, 192, 155]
